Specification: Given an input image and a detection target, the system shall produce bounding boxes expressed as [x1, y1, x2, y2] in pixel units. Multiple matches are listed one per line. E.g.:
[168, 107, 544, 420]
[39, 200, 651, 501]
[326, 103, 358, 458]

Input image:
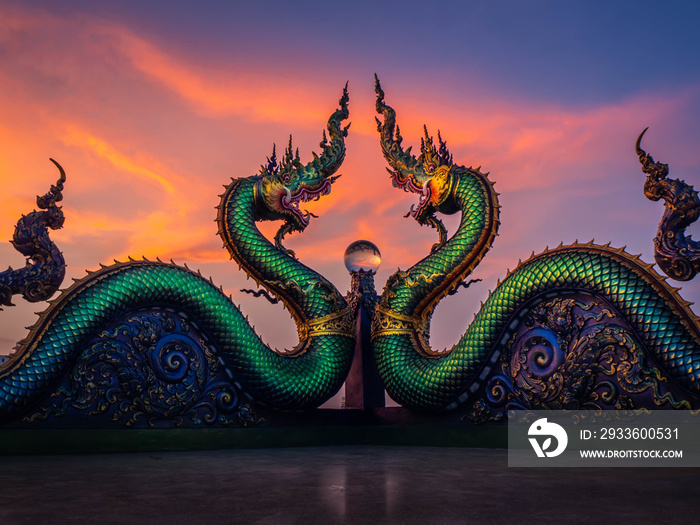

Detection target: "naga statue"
[372, 76, 700, 418]
[637, 127, 700, 281]
[0, 159, 66, 309]
[0, 87, 354, 427]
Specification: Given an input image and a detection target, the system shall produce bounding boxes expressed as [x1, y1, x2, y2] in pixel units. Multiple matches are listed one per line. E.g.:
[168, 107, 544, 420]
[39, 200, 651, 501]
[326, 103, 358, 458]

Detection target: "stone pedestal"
[345, 270, 385, 409]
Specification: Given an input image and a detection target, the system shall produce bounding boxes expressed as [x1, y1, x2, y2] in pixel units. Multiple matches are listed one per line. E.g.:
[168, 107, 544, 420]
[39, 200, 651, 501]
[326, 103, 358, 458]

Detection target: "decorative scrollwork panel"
[24, 308, 265, 428]
[467, 294, 698, 423]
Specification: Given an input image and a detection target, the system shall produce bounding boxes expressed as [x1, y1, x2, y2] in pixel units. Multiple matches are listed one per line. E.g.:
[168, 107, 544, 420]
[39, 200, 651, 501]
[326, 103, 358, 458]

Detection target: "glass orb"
[344, 240, 381, 273]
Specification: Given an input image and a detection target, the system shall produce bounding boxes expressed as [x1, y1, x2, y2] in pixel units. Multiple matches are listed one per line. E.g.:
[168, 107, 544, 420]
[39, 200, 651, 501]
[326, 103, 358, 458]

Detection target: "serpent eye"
[428, 163, 436, 172]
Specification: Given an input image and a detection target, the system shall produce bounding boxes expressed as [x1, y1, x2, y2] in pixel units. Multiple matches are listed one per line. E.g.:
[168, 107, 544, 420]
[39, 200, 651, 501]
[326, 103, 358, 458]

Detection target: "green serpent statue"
[0, 87, 354, 426]
[372, 77, 700, 416]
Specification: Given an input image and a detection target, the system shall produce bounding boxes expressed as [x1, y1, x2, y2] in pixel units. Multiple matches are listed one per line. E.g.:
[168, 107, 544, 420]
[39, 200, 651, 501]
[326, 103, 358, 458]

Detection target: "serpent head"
[257, 85, 350, 256]
[375, 75, 456, 249]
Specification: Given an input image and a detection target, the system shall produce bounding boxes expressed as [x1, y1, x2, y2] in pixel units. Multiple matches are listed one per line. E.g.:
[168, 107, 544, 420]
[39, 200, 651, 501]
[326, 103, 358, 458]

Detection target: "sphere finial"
[344, 240, 381, 273]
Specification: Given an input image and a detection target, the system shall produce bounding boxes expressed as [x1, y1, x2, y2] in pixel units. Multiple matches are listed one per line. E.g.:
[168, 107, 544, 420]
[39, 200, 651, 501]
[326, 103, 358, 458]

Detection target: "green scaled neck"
[378, 169, 499, 332]
[218, 177, 351, 352]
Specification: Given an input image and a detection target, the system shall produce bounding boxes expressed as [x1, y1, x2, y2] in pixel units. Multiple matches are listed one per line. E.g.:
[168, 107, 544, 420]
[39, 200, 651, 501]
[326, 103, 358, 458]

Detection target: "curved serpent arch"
[0, 87, 355, 426]
[372, 77, 700, 414]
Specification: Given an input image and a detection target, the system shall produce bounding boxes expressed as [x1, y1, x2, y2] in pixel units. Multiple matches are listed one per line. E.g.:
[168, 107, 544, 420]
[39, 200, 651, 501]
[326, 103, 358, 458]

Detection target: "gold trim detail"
[371, 306, 428, 340]
[307, 308, 355, 338]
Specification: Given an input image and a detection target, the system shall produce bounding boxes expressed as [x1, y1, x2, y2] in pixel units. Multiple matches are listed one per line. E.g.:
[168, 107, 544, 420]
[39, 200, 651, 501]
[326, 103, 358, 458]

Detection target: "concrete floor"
[0, 446, 697, 524]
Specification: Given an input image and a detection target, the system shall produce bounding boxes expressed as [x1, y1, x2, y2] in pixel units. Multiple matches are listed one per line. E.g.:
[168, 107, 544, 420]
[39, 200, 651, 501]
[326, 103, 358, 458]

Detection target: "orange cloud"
[63, 127, 177, 195]
[114, 28, 340, 126]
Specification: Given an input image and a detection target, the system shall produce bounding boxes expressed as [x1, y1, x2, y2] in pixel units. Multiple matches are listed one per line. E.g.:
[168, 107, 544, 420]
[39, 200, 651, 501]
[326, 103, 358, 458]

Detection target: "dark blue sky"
[31, 0, 700, 105]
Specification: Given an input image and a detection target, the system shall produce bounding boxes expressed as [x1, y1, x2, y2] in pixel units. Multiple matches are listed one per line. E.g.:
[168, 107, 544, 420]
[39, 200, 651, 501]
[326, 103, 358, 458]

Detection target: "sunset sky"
[1, 0, 699, 368]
